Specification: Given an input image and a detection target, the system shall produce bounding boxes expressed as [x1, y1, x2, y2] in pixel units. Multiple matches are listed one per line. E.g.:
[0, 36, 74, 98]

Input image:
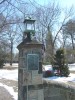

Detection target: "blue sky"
[34, 0, 75, 8]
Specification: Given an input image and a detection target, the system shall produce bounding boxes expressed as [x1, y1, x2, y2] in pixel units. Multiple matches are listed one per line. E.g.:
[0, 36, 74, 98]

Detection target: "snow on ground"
[0, 63, 18, 100]
[43, 73, 75, 83]
[0, 64, 75, 83]
[43, 64, 75, 83]
[0, 83, 17, 100]
[0, 63, 75, 100]
[0, 69, 18, 81]
[68, 64, 75, 71]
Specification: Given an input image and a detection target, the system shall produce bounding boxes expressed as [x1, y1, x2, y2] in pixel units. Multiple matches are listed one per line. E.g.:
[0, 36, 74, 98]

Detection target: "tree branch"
[0, 0, 6, 4]
[6, 0, 24, 14]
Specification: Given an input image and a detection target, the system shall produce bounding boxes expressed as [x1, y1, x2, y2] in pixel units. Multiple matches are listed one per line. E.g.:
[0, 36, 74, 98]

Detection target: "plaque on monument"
[27, 54, 39, 70]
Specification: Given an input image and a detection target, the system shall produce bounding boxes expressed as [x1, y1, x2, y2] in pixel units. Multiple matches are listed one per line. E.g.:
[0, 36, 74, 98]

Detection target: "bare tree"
[34, 2, 75, 64]
[0, 0, 7, 4]
[0, 0, 29, 65]
[62, 19, 75, 61]
[34, 2, 60, 63]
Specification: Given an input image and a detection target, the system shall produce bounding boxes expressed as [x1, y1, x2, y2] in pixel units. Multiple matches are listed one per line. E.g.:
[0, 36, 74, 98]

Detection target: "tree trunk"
[71, 34, 75, 61]
[10, 41, 13, 66]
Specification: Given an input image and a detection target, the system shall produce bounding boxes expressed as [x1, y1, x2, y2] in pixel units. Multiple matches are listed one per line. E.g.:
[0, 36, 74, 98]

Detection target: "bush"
[0, 59, 4, 68]
[53, 48, 70, 77]
[61, 65, 70, 77]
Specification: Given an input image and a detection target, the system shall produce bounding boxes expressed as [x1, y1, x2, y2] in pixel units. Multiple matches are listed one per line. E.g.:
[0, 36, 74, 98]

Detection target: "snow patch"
[43, 73, 75, 83]
[0, 69, 18, 81]
[0, 83, 17, 100]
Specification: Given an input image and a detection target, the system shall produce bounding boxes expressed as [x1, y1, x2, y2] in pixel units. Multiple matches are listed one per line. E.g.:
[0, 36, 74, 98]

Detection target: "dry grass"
[2, 63, 18, 70]
[3, 66, 18, 70]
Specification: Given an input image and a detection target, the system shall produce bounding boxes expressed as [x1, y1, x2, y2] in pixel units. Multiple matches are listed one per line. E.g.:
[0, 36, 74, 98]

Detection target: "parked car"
[43, 65, 54, 77]
[53, 69, 60, 76]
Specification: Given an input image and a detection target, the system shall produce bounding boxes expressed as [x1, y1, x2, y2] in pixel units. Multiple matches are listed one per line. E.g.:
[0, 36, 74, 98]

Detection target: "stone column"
[17, 40, 44, 100]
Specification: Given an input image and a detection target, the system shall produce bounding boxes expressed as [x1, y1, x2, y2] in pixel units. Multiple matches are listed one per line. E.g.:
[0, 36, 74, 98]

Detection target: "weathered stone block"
[23, 70, 31, 85]
[32, 71, 42, 84]
[28, 90, 38, 100]
[38, 89, 44, 100]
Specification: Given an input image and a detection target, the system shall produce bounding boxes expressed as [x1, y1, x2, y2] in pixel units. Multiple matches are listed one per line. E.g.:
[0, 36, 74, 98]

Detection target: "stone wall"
[43, 80, 75, 100]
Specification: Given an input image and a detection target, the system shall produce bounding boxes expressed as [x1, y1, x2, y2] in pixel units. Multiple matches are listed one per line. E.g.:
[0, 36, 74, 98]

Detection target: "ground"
[0, 63, 75, 100]
[0, 63, 18, 100]
[0, 86, 14, 100]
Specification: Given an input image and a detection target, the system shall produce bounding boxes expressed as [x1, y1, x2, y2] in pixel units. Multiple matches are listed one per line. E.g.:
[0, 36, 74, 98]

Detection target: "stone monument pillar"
[17, 18, 44, 100]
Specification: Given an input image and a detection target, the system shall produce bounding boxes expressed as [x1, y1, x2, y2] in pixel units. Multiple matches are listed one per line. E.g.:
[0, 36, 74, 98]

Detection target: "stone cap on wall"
[43, 79, 75, 91]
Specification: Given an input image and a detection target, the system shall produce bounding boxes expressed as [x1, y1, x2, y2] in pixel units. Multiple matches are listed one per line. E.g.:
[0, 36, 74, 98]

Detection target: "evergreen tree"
[53, 48, 70, 77]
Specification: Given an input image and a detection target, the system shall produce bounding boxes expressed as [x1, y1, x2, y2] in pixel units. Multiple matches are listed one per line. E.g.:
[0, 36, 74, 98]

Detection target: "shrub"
[61, 65, 70, 77]
[0, 59, 4, 68]
[53, 48, 70, 77]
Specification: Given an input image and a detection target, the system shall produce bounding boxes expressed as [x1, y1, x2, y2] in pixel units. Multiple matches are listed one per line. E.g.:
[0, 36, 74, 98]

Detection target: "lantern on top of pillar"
[23, 17, 36, 40]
